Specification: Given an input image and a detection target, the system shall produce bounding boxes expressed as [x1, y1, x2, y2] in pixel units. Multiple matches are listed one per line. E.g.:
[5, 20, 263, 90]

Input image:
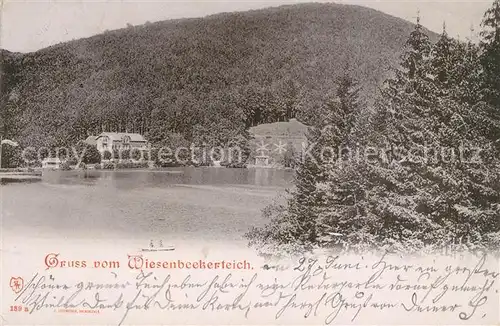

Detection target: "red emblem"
[9, 277, 23, 294]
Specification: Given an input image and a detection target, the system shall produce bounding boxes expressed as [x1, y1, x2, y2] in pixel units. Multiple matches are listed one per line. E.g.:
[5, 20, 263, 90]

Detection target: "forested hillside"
[247, 1, 500, 254]
[0, 3, 436, 157]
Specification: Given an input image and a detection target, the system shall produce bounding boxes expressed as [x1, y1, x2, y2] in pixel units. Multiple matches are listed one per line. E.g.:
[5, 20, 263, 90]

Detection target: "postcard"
[1, 0, 499, 325]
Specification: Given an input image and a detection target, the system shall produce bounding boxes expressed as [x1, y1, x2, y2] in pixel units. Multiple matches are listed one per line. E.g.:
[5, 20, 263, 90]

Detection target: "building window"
[122, 136, 131, 149]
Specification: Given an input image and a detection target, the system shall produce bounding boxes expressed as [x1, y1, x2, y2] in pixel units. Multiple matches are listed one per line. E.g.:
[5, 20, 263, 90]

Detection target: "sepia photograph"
[0, 0, 499, 325]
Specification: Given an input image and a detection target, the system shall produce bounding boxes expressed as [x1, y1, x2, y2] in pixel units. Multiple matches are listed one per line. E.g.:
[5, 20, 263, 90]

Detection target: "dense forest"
[0, 3, 435, 166]
[247, 1, 500, 254]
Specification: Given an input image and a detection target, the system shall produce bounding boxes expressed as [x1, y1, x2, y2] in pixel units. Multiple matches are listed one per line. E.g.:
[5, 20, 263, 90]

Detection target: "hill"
[0, 3, 438, 151]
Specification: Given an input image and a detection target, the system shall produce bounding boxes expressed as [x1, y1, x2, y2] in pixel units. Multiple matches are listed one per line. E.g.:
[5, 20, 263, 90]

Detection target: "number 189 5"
[10, 305, 27, 312]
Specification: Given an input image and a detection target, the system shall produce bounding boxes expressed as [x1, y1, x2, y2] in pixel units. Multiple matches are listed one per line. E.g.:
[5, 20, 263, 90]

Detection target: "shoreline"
[0, 168, 42, 176]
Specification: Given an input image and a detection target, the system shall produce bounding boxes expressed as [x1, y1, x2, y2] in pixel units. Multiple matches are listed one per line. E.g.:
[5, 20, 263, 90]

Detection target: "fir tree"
[478, 0, 500, 150]
[400, 15, 432, 81]
[448, 39, 483, 104]
[430, 19, 498, 147]
[366, 18, 500, 251]
[318, 18, 500, 252]
[432, 23, 454, 88]
[480, 0, 500, 108]
[430, 25, 483, 104]
[336, 69, 362, 144]
[245, 72, 363, 254]
[247, 11, 500, 255]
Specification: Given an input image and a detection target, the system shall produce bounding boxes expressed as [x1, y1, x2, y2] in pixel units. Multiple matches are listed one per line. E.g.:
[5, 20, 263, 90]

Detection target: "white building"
[93, 132, 148, 153]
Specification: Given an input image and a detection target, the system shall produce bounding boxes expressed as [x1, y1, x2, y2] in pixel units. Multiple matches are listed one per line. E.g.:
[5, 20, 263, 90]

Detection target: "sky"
[0, 0, 494, 53]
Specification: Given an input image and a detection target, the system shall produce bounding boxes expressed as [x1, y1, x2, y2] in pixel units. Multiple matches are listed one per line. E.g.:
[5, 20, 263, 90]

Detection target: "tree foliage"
[480, 0, 500, 107]
[248, 7, 500, 255]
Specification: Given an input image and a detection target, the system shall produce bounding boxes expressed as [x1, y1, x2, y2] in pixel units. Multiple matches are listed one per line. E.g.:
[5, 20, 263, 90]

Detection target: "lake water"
[1, 167, 293, 246]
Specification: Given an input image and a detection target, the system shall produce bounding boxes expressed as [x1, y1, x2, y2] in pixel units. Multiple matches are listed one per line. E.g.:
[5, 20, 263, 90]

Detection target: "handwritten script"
[11, 252, 499, 325]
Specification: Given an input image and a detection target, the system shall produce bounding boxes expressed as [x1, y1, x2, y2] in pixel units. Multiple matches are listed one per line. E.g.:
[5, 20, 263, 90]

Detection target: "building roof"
[96, 132, 147, 142]
[84, 136, 97, 146]
[249, 118, 309, 138]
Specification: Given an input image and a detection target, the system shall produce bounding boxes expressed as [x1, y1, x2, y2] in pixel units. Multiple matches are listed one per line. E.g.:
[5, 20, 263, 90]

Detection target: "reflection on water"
[40, 167, 294, 189]
[0, 176, 41, 185]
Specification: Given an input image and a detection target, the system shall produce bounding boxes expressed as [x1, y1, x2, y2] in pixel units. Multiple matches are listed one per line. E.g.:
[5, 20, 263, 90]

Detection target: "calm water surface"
[1, 167, 293, 243]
